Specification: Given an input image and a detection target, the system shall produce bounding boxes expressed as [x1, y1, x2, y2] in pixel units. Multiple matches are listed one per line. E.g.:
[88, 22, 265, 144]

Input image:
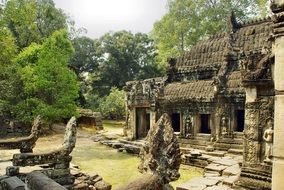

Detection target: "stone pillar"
[129, 108, 136, 139]
[150, 111, 156, 129]
[271, 2, 284, 188]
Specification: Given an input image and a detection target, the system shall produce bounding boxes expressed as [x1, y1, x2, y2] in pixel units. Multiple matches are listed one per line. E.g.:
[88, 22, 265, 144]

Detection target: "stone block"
[176, 177, 219, 190]
[0, 176, 25, 190]
[223, 175, 239, 186]
[222, 165, 241, 176]
[212, 158, 238, 166]
[5, 166, 19, 177]
[205, 164, 227, 173]
[204, 185, 231, 190]
[26, 171, 67, 190]
[94, 180, 112, 190]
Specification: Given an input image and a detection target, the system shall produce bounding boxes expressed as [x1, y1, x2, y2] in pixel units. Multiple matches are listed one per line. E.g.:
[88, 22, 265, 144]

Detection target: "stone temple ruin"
[124, 1, 284, 189]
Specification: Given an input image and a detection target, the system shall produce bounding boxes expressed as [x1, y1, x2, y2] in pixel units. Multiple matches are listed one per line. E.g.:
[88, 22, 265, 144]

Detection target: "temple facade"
[124, 6, 284, 189]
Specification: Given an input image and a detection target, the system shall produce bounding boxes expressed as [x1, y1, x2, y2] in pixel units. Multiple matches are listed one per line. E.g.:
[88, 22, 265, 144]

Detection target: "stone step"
[233, 132, 244, 139]
[217, 138, 243, 145]
[205, 163, 228, 174]
[181, 139, 212, 146]
[227, 149, 243, 155]
[213, 143, 231, 151]
[230, 144, 243, 150]
[187, 144, 207, 150]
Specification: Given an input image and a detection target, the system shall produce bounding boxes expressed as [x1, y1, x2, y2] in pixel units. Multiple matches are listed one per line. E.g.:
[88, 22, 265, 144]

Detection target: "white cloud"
[53, 0, 168, 38]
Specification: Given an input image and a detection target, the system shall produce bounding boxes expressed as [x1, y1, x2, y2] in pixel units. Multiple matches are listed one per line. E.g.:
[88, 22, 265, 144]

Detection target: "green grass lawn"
[72, 120, 203, 189]
[102, 120, 125, 133]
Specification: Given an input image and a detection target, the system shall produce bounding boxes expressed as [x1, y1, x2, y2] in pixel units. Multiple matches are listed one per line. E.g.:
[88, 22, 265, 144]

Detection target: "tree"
[69, 36, 102, 107]
[13, 30, 79, 124]
[92, 31, 161, 96]
[152, 0, 268, 69]
[99, 88, 125, 119]
[3, 0, 68, 49]
[0, 27, 18, 118]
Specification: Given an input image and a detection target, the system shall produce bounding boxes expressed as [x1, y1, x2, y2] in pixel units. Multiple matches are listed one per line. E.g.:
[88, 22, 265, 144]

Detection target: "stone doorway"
[236, 110, 245, 132]
[136, 108, 150, 139]
[200, 114, 211, 134]
[171, 113, 180, 132]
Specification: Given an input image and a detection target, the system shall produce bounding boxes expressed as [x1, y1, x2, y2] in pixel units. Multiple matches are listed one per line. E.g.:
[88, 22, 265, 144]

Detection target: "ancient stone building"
[124, 7, 284, 189]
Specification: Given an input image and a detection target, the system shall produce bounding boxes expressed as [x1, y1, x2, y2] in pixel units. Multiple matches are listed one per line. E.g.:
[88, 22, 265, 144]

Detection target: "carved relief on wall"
[245, 141, 258, 163]
[244, 102, 259, 164]
[244, 108, 259, 141]
[243, 97, 274, 165]
[215, 102, 231, 139]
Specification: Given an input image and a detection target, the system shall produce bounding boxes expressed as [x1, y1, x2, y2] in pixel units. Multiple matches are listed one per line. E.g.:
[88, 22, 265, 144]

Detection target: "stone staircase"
[179, 132, 244, 156]
[177, 156, 243, 190]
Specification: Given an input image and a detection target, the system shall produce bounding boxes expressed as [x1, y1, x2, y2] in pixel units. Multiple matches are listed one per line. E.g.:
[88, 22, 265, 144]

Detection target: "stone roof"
[226, 71, 245, 95]
[236, 18, 273, 55]
[175, 32, 229, 69]
[163, 80, 216, 102]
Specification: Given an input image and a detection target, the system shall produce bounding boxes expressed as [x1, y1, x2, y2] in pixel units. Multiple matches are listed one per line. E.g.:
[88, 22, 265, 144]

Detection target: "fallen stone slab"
[204, 171, 221, 177]
[176, 182, 206, 190]
[222, 165, 241, 176]
[176, 177, 219, 190]
[223, 175, 239, 186]
[205, 164, 228, 173]
[205, 176, 226, 183]
[111, 142, 124, 149]
[123, 144, 141, 155]
[204, 185, 232, 190]
[212, 158, 238, 166]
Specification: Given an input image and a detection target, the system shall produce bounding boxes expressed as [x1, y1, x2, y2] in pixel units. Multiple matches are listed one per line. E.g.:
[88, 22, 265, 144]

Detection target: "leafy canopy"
[99, 88, 125, 119]
[13, 30, 79, 123]
[3, 0, 68, 49]
[152, 0, 268, 69]
[91, 31, 162, 97]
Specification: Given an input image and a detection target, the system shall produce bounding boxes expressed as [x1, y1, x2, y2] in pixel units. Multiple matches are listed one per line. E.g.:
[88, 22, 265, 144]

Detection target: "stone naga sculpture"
[0, 115, 42, 153]
[118, 113, 181, 190]
[12, 116, 77, 166]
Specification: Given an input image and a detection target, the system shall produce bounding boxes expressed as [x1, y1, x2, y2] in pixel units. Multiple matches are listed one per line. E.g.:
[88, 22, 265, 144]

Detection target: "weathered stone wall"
[271, 1, 284, 189]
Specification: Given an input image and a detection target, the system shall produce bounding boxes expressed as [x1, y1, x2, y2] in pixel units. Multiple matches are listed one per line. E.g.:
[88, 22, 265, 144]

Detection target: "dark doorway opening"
[236, 110, 245, 132]
[200, 114, 211, 134]
[136, 108, 150, 139]
[171, 113, 180, 132]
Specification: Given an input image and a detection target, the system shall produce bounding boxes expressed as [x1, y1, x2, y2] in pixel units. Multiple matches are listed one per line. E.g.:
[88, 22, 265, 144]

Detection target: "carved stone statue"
[263, 118, 274, 162]
[220, 115, 228, 136]
[185, 116, 193, 138]
[117, 113, 181, 190]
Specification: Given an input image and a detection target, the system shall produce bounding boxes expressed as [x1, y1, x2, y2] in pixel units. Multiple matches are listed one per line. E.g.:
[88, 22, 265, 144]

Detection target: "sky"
[53, 0, 168, 38]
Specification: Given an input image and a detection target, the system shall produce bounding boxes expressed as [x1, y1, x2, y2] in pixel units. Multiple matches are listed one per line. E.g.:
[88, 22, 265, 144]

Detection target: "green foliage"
[92, 31, 162, 96]
[152, 0, 268, 69]
[13, 30, 79, 124]
[69, 36, 102, 76]
[3, 0, 68, 49]
[99, 88, 125, 119]
[0, 27, 18, 117]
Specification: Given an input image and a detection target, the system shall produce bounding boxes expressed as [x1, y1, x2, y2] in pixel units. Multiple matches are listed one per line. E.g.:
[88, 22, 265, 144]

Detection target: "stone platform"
[177, 153, 243, 190]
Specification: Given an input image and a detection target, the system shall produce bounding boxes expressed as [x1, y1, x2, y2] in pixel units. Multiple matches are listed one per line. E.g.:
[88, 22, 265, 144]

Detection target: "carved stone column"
[238, 88, 274, 189]
[271, 1, 284, 189]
